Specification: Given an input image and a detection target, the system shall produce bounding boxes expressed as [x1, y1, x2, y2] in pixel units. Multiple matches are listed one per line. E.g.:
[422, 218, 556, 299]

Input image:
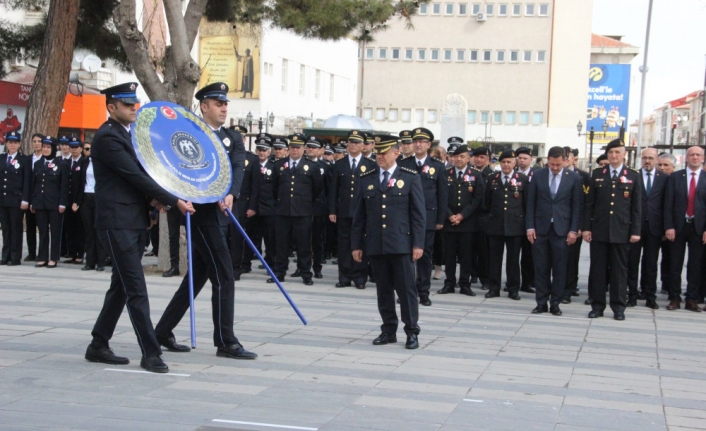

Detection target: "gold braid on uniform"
[399, 166, 418, 175]
[360, 168, 378, 177]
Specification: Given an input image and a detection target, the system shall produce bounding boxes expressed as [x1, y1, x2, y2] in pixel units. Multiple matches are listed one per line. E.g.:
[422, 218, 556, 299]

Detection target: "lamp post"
[246, 111, 254, 148]
[577, 120, 608, 171]
[266, 112, 275, 133]
[669, 122, 676, 154]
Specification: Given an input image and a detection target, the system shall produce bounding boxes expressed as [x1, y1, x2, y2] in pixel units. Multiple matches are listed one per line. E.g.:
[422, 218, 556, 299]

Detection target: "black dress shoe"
[266, 277, 281, 283]
[258, 264, 265, 269]
[405, 334, 419, 349]
[373, 333, 397, 345]
[62, 258, 76, 264]
[241, 267, 252, 274]
[626, 298, 637, 307]
[614, 312, 625, 321]
[485, 290, 500, 298]
[645, 300, 659, 310]
[437, 285, 455, 294]
[332, 260, 338, 264]
[144, 250, 156, 257]
[7, 261, 19, 266]
[81, 265, 95, 271]
[24, 255, 36, 262]
[35, 262, 47, 267]
[335, 282, 351, 288]
[459, 287, 476, 296]
[96, 266, 105, 272]
[216, 343, 258, 359]
[46, 262, 57, 268]
[480, 283, 489, 291]
[571, 289, 580, 297]
[520, 286, 536, 294]
[531, 304, 548, 314]
[233, 273, 241, 281]
[368, 275, 376, 283]
[636, 292, 647, 300]
[314, 272, 323, 279]
[355, 283, 366, 290]
[303, 278, 314, 286]
[140, 356, 169, 373]
[588, 310, 604, 318]
[162, 267, 180, 278]
[503, 286, 509, 292]
[419, 296, 432, 306]
[158, 337, 191, 352]
[561, 297, 571, 304]
[471, 276, 478, 284]
[550, 305, 562, 316]
[85, 345, 129, 365]
[584, 298, 593, 305]
[1, 259, 10, 265]
[291, 269, 301, 277]
[508, 292, 521, 301]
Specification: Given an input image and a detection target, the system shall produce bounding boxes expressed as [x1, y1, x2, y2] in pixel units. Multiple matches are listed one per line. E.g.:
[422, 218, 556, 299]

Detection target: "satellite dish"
[81, 54, 102, 73]
[73, 52, 85, 63]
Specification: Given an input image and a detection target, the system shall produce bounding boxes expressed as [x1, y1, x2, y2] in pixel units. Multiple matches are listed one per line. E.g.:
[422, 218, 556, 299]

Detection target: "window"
[472, 3, 481, 14]
[432, 3, 441, 14]
[525, 3, 535, 15]
[496, 50, 505, 62]
[539, 3, 549, 15]
[486, 4, 494, 15]
[281, 59, 288, 92]
[405, 48, 413, 60]
[506, 111, 516, 124]
[299, 65, 305, 95]
[523, 50, 532, 62]
[483, 50, 492, 62]
[459, 3, 468, 14]
[363, 108, 373, 119]
[389, 109, 398, 122]
[467, 110, 477, 123]
[365, 48, 374, 59]
[392, 48, 400, 60]
[443, 49, 453, 61]
[428, 110, 438, 122]
[329, 74, 335, 102]
[445, 3, 454, 14]
[537, 50, 546, 62]
[431, 49, 440, 61]
[493, 111, 502, 123]
[315, 69, 320, 99]
[419, 3, 427, 14]
[470, 50, 479, 62]
[376, 108, 386, 121]
[379, 48, 387, 59]
[418, 49, 427, 61]
[512, 3, 521, 15]
[510, 50, 519, 62]
[415, 109, 424, 123]
[456, 49, 465, 61]
[533, 112, 544, 125]
[402, 109, 411, 122]
[480, 111, 489, 123]
[519, 111, 529, 124]
[498, 4, 507, 15]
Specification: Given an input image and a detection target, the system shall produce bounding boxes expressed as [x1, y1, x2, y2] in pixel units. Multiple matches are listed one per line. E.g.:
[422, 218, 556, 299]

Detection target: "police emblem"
[396, 179, 404, 188]
[14, 162, 20, 169]
[360, 165, 366, 173]
[367, 184, 374, 190]
[222, 137, 231, 147]
[245, 160, 249, 167]
[303, 165, 309, 172]
[429, 167, 435, 175]
[171, 131, 210, 170]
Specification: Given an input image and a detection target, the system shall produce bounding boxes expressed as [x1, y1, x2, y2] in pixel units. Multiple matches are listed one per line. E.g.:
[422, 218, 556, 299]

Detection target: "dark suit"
[0, 153, 31, 263]
[664, 168, 706, 303]
[250, 159, 276, 266]
[64, 155, 85, 260]
[329, 155, 376, 285]
[90, 118, 179, 358]
[565, 167, 590, 299]
[399, 156, 448, 299]
[627, 168, 667, 302]
[526, 168, 583, 307]
[231, 151, 261, 275]
[486, 172, 528, 296]
[74, 156, 107, 269]
[352, 165, 425, 336]
[516, 167, 536, 290]
[24, 153, 43, 259]
[30, 158, 70, 263]
[471, 165, 494, 285]
[311, 159, 331, 273]
[584, 165, 642, 314]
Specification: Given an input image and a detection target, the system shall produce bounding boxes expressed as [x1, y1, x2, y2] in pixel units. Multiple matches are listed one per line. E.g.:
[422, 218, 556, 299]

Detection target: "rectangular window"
[519, 111, 529, 125]
[486, 3, 494, 15]
[443, 49, 452, 61]
[418, 49, 426, 61]
[379, 48, 387, 59]
[523, 50, 532, 62]
[329, 74, 334, 102]
[510, 50, 519, 62]
[405, 48, 413, 60]
[415, 109, 424, 123]
[376, 108, 386, 121]
[533, 112, 544, 124]
[445, 3, 454, 14]
[431, 49, 440, 61]
[281, 59, 288, 92]
[392, 48, 400, 59]
[537, 50, 546, 62]
[315, 69, 320, 99]
[467, 110, 477, 123]
[428, 110, 438, 122]
[402, 109, 411, 122]
[388, 109, 398, 122]
[483, 50, 492, 62]
[512, 3, 521, 15]
[365, 48, 374, 59]
[363, 108, 373, 119]
[525, 3, 535, 15]
[419, 3, 427, 14]
[480, 111, 489, 123]
[299, 65, 305, 96]
[432, 3, 441, 14]
[459, 3, 468, 14]
[496, 50, 505, 62]
[456, 49, 465, 61]
[506, 111, 516, 124]
[539, 3, 549, 15]
[472, 3, 481, 14]
[493, 111, 502, 124]
[470, 50, 478, 62]
[498, 4, 507, 15]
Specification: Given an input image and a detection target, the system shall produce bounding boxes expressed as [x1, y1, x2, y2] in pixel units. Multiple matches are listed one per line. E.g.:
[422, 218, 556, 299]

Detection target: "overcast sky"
[592, 0, 706, 122]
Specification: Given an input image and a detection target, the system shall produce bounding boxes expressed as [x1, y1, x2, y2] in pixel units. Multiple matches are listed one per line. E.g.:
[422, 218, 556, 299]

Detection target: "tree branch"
[184, 0, 208, 52]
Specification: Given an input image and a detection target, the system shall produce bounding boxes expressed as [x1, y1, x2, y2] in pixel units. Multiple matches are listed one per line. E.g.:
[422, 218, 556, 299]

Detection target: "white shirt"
[85, 159, 95, 194]
[454, 167, 465, 178]
[32, 153, 42, 170]
[289, 157, 302, 168]
[379, 164, 398, 184]
[548, 168, 563, 192]
[348, 155, 361, 169]
[5, 152, 16, 163]
[414, 155, 427, 167]
[609, 164, 624, 180]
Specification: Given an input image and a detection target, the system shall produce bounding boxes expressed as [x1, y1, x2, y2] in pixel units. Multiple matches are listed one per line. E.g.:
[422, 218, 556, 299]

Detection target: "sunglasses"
[83, 148, 91, 151]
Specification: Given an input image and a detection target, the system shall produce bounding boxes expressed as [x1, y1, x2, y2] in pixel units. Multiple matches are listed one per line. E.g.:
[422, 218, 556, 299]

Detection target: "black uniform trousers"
[230, 205, 255, 275]
[249, 215, 275, 266]
[415, 230, 436, 298]
[520, 236, 534, 290]
[565, 237, 583, 297]
[1, 206, 23, 263]
[489, 235, 522, 295]
[443, 231, 473, 288]
[627, 219, 661, 302]
[432, 233, 444, 266]
[532, 228, 568, 307]
[668, 222, 703, 303]
[79, 194, 106, 268]
[371, 253, 420, 336]
[660, 241, 671, 292]
[471, 227, 490, 283]
[156, 224, 239, 347]
[312, 215, 326, 272]
[166, 207, 181, 268]
[64, 209, 84, 259]
[35, 209, 62, 263]
[274, 215, 312, 279]
[336, 217, 368, 285]
[25, 210, 37, 259]
[325, 218, 337, 258]
[91, 229, 161, 357]
[589, 241, 629, 314]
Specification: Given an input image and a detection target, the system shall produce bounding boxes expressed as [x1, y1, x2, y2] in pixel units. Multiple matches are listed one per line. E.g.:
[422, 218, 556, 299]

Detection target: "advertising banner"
[586, 64, 631, 145]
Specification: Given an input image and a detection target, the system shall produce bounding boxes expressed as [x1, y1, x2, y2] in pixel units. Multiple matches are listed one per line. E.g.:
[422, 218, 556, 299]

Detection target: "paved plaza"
[1, 244, 706, 431]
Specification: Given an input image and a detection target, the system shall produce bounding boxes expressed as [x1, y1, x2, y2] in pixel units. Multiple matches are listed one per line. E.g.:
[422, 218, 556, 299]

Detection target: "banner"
[586, 64, 631, 145]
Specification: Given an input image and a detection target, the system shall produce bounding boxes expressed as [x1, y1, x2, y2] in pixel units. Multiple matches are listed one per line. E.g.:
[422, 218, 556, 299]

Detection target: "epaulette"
[630, 167, 640, 173]
[360, 168, 377, 177]
[468, 166, 482, 174]
[400, 166, 418, 175]
[432, 157, 444, 164]
[446, 165, 453, 170]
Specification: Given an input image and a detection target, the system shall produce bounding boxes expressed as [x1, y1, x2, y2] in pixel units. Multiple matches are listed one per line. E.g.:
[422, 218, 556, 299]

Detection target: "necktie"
[687, 172, 696, 217]
[6, 155, 11, 164]
[351, 158, 357, 171]
[382, 171, 390, 190]
[417, 160, 422, 172]
[504, 175, 509, 186]
[457, 170, 463, 181]
[550, 173, 557, 198]
[612, 170, 618, 180]
[646, 172, 652, 196]
[291, 161, 297, 171]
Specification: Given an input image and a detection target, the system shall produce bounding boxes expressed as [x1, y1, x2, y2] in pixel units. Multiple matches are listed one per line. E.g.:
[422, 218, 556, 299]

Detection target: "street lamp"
[246, 111, 254, 148]
[267, 112, 275, 132]
[577, 120, 608, 171]
[669, 122, 677, 154]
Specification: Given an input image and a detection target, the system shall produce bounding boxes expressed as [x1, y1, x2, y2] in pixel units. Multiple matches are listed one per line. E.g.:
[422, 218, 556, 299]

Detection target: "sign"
[131, 101, 232, 204]
[586, 64, 631, 145]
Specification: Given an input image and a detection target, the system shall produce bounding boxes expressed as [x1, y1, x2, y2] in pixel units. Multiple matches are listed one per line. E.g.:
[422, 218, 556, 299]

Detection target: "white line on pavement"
[103, 368, 190, 377]
[463, 399, 485, 403]
[212, 419, 318, 430]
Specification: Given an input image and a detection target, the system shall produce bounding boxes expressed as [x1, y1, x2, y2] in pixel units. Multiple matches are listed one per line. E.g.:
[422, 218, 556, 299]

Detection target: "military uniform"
[307, 137, 330, 278]
[231, 150, 261, 277]
[564, 166, 590, 301]
[471, 149, 494, 288]
[250, 138, 276, 267]
[64, 138, 85, 263]
[0, 132, 31, 265]
[515, 147, 536, 293]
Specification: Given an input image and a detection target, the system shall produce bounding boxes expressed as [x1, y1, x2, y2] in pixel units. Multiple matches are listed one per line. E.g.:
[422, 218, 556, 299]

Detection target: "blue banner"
[586, 64, 631, 145]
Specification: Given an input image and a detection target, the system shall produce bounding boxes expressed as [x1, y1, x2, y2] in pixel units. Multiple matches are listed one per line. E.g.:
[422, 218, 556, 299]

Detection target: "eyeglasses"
[83, 148, 91, 151]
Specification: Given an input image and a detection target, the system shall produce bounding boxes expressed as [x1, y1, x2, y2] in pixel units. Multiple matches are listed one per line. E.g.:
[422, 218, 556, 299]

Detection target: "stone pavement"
[1, 243, 706, 431]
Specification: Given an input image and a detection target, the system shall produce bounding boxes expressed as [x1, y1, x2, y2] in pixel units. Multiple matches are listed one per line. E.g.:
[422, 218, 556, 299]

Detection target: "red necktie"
[687, 172, 696, 217]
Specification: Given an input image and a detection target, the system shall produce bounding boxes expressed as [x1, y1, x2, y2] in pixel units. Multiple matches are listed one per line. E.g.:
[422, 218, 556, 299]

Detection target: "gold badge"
[367, 184, 374, 190]
[624, 190, 629, 198]
[303, 165, 309, 171]
[360, 165, 366, 173]
[245, 160, 249, 167]
[396, 180, 404, 188]
[429, 168, 435, 175]
[468, 186, 474, 193]
[583, 185, 590, 194]
[280, 167, 284, 171]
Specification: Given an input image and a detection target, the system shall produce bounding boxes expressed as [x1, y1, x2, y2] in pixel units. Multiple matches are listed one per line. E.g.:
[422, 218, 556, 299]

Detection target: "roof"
[667, 91, 702, 108]
[591, 34, 636, 48]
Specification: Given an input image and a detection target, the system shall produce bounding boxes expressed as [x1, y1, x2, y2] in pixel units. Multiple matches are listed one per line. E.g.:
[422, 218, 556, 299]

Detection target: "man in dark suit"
[399, 127, 448, 306]
[86, 82, 194, 373]
[583, 139, 642, 320]
[0, 131, 31, 265]
[562, 147, 591, 304]
[515, 147, 536, 294]
[230, 134, 261, 280]
[526, 146, 583, 316]
[485, 150, 528, 300]
[664, 145, 706, 312]
[352, 135, 425, 349]
[269, 133, 324, 285]
[63, 137, 85, 264]
[471, 146, 494, 289]
[627, 148, 666, 309]
[305, 136, 329, 279]
[329, 130, 375, 289]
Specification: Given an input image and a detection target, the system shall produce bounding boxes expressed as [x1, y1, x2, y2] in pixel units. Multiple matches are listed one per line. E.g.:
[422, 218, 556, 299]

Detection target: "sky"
[592, 0, 706, 123]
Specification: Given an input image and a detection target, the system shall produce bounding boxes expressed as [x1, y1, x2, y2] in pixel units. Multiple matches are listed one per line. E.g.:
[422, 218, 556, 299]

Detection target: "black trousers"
[0, 206, 24, 263]
[312, 215, 326, 272]
[274, 215, 312, 279]
[64, 208, 84, 259]
[520, 236, 535, 289]
[35, 209, 62, 263]
[660, 240, 671, 292]
[565, 237, 583, 296]
[165, 207, 181, 267]
[230, 204, 254, 274]
[471, 227, 490, 283]
[489, 235, 522, 295]
[669, 222, 703, 302]
[443, 230, 472, 288]
[415, 230, 436, 297]
[627, 220, 661, 301]
[25, 209, 37, 258]
[432, 232, 444, 266]
[250, 215, 276, 266]
[336, 217, 368, 285]
[79, 194, 106, 268]
[325, 218, 337, 258]
[532, 229, 568, 307]
[589, 241, 629, 314]
[371, 253, 420, 336]
[156, 224, 239, 347]
[91, 229, 161, 357]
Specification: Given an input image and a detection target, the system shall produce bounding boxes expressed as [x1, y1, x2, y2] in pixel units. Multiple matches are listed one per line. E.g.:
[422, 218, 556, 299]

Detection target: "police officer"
[485, 149, 528, 300]
[351, 135, 425, 349]
[514, 147, 536, 294]
[438, 145, 484, 296]
[231, 132, 262, 280]
[362, 133, 376, 160]
[270, 133, 324, 285]
[63, 137, 85, 264]
[250, 136, 276, 268]
[398, 130, 414, 161]
[0, 131, 31, 265]
[73, 142, 107, 271]
[305, 136, 329, 279]
[471, 146, 494, 289]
